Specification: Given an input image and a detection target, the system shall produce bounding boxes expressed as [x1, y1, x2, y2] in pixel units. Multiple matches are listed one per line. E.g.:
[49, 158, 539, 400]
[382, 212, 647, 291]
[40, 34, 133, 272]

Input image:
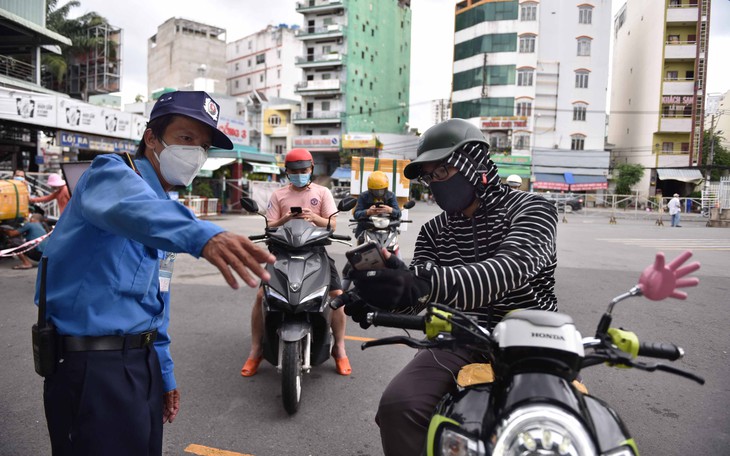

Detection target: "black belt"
[62, 330, 157, 352]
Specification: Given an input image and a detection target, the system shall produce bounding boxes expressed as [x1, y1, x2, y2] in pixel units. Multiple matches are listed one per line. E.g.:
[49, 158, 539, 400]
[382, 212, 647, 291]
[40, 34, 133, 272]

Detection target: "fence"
[182, 197, 219, 217]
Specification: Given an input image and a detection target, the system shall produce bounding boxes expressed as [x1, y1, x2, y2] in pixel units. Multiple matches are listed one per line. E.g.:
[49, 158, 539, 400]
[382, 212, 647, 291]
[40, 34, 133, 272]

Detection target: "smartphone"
[346, 241, 386, 271]
[290, 206, 302, 214]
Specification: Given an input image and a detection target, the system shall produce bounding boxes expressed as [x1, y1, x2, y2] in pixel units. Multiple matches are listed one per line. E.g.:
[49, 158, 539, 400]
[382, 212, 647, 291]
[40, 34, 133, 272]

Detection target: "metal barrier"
[182, 197, 219, 217]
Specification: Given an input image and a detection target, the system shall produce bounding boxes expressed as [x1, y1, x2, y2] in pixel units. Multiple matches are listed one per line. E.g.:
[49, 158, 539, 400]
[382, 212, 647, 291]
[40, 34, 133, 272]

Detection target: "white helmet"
[506, 174, 522, 188]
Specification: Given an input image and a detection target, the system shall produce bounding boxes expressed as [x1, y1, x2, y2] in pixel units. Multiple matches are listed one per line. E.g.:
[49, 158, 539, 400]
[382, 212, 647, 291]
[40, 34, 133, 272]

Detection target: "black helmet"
[404, 119, 489, 179]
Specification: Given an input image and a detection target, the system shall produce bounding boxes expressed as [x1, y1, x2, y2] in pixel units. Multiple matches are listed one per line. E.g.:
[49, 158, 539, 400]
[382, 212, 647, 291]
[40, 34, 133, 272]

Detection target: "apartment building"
[295, 0, 412, 174]
[608, 0, 710, 197]
[452, 0, 611, 191]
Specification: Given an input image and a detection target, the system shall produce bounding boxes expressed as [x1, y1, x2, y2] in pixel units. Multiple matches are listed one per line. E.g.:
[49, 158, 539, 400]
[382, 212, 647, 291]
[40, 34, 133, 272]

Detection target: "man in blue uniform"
[36, 91, 275, 456]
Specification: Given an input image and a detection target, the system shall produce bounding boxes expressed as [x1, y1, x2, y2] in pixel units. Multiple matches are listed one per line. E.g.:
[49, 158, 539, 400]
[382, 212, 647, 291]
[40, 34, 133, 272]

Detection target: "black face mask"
[429, 172, 476, 214]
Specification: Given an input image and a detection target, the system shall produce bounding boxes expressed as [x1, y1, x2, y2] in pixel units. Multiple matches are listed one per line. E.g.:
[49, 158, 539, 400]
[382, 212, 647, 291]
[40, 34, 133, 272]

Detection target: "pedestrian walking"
[668, 193, 682, 227]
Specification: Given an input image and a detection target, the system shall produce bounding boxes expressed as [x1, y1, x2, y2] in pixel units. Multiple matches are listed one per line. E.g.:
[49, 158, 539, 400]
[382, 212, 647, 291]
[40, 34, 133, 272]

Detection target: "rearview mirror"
[403, 200, 416, 210]
[240, 197, 260, 213]
[337, 196, 357, 212]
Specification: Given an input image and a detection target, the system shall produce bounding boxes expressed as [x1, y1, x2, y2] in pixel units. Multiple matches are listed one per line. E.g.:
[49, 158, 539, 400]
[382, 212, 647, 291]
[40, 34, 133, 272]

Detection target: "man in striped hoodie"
[348, 118, 559, 455]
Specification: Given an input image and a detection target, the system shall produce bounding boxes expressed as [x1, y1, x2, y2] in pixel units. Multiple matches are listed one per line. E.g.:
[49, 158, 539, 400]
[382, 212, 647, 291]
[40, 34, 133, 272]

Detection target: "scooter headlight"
[372, 216, 390, 229]
[491, 405, 596, 456]
[300, 286, 328, 306]
[439, 428, 486, 456]
[264, 286, 288, 308]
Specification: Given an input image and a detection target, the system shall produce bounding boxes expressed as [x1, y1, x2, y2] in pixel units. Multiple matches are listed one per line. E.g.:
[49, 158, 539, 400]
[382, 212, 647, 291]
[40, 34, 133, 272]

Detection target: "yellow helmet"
[368, 171, 389, 191]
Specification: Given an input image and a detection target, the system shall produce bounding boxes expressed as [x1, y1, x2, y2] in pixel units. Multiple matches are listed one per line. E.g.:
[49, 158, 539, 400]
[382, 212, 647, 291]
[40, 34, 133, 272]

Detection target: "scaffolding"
[67, 23, 122, 98]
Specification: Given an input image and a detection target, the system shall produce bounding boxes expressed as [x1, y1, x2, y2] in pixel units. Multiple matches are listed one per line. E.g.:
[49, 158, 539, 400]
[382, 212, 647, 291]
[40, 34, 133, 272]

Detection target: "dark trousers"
[375, 347, 480, 456]
[43, 345, 163, 456]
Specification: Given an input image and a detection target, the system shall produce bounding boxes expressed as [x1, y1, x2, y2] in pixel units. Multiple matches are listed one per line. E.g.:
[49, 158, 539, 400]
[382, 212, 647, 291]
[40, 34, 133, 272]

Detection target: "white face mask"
[154, 139, 208, 187]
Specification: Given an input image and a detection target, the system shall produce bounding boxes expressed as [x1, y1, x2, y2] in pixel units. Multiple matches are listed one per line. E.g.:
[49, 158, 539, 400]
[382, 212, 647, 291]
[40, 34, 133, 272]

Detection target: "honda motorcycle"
[337, 251, 703, 455]
[241, 196, 356, 415]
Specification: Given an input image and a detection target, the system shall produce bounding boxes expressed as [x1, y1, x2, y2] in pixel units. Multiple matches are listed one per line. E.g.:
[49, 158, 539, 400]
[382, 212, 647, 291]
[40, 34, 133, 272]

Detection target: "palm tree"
[43, 0, 119, 99]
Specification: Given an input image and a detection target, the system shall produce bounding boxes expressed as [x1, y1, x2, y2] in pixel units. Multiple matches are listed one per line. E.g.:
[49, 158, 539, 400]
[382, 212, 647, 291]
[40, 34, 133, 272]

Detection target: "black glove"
[332, 290, 378, 329]
[350, 268, 431, 311]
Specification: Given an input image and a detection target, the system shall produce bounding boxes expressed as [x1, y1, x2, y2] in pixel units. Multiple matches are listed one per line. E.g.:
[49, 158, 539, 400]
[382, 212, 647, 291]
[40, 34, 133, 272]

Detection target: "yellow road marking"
[345, 335, 376, 342]
[185, 444, 254, 456]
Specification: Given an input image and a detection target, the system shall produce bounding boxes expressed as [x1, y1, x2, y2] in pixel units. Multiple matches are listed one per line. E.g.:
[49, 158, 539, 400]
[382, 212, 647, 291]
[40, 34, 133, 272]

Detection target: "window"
[577, 37, 591, 56]
[668, 34, 680, 44]
[256, 53, 265, 64]
[578, 6, 593, 24]
[520, 3, 537, 21]
[662, 142, 674, 152]
[322, 45, 331, 54]
[573, 104, 587, 121]
[247, 77, 251, 85]
[517, 69, 534, 86]
[320, 130, 329, 135]
[323, 17, 333, 26]
[275, 144, 284, 155]
[681, 142, 690, 152]
[248, 59, 251, 67]
[321, 101, 330, 111]
[259, 74, 264, 83]
[515, 100, 532, 116]
[268, 114, 281, 126]
[277, 69, 281, 78]
[322, 73, 331, 80]
[571, 135, 585, 150]
[234, 80, 239, 89]
[519, 35, 536, 53]
[686, 70, 694, 80]
[575, 71, 589, 88]
[235, 62, 239, 71]
[514, 135, 530, 150]
[248, 41, 252, 50]
[666, 71, 678, 80]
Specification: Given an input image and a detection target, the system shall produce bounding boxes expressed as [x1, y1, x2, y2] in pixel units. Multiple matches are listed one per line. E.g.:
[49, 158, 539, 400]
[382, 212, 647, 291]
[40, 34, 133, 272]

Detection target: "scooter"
[337, 251, 704, 455]
[241, 196, 356, 415]
[341, 200, 415, 290]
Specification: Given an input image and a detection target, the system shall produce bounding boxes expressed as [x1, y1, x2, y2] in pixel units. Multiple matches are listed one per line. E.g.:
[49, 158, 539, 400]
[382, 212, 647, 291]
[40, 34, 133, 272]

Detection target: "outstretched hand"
[638, 250, 700, 301]
[201, 232, 275, 289]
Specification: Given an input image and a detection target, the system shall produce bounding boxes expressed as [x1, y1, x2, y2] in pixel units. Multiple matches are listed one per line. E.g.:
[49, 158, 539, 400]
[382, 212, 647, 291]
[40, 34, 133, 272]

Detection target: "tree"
[701, 130, 730, 181]
[43, 0, 117, 99]
[613, 163, 644, 195]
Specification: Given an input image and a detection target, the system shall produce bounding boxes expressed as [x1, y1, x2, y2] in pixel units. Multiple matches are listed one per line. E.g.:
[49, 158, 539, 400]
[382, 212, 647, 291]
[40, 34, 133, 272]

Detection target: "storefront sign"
[571, 182, 607, 191]
[292, 135, 340, 150]
[59, 131, 137, 153]
[0, 90, 57, 127]
[661, 95, 694, 105]
[480, 116, 528, 130]
[217, 116, 249, 146]
[342, 134, 377, 149]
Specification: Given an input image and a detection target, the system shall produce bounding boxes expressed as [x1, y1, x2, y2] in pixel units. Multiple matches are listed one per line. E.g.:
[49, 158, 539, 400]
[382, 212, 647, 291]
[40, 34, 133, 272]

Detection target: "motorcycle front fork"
[276, 332, 312, 374]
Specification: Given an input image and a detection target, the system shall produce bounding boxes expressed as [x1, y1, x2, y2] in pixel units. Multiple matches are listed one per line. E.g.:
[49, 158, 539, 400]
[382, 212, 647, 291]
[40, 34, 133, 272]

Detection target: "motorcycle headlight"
[439, 428, 486, 456]
[491, 405, 596, 456]
[264, 286, 288, 309]
[300, 286, 328, 305]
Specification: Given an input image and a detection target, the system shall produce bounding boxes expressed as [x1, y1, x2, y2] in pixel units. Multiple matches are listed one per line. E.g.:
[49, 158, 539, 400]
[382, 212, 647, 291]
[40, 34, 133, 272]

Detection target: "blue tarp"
[330, 167, 352, 181]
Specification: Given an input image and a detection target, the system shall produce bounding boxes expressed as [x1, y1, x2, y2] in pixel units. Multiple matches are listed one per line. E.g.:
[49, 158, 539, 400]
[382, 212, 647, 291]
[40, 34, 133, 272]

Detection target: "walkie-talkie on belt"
[32, 257, 58, 377]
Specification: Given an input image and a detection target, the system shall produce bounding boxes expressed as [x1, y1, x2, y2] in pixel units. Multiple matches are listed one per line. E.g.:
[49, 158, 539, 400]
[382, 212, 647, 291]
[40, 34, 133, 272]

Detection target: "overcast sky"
[69, 0, 730, 132]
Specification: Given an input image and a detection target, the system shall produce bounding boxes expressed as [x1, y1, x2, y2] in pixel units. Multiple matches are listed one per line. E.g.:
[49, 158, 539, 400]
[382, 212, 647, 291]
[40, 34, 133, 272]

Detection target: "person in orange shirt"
[30, 173, 71, 215]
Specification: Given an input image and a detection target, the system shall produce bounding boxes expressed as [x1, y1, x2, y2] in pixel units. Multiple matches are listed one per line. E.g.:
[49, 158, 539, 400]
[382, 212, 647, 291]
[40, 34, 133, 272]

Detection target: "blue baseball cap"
[149, 91, 234, 150]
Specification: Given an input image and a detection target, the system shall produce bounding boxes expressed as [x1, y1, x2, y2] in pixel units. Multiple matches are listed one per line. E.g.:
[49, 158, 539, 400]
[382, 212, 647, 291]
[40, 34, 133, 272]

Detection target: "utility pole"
[704, 113, 716, 193]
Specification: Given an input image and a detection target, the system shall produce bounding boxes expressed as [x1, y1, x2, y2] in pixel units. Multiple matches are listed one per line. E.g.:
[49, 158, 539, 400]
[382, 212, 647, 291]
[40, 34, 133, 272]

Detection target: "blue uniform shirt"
[35, 154, 224, 392]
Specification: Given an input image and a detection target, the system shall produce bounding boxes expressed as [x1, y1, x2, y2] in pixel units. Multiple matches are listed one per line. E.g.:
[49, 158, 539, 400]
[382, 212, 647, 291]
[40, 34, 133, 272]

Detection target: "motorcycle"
[341, 200, 415, 290]
[336, 251, 703, 455]
[240, 196, 356, 415]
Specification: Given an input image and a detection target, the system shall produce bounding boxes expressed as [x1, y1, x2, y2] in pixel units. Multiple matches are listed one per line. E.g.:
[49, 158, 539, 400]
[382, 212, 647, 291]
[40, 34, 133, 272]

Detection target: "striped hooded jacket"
[408, 143, 558, 327]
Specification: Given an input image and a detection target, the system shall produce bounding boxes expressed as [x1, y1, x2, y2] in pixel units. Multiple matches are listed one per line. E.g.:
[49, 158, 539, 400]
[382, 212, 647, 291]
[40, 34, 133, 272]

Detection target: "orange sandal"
[334, 356, 352, 376]
[240, 356, 263, 377]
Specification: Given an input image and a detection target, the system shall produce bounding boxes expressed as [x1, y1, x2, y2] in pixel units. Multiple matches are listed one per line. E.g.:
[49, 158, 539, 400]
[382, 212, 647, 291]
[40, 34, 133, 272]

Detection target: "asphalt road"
[1, 203, 728, 455]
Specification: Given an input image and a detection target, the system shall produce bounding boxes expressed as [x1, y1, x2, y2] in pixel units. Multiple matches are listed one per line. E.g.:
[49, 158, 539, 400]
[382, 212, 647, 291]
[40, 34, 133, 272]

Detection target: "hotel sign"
[662, 95, 694, 105]
[481, 116, 528, 130]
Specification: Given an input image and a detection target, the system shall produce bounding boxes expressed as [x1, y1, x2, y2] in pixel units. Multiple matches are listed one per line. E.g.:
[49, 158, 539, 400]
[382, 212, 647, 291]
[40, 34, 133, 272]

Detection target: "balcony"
[664, 42, 697, 60]
[295, 79, 343, 95]
[296, 0, 345, 14]
[660, 116, 692, 132]
[295, 53, 345, 69]
[666, 5, 699, 23]
[293, 111, 343, 124]
[0, 54, 34, 82]
[296, 24, 345, 41]
[662, 79, 695, 95]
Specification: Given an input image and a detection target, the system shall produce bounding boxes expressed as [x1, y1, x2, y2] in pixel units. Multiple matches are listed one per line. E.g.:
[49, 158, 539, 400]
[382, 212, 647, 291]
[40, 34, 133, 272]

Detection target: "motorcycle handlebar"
[638, 342, 684, 361]
[368, 311, 425, 331]
[330, 234, 352, 241]
[249, 234, 267, 241]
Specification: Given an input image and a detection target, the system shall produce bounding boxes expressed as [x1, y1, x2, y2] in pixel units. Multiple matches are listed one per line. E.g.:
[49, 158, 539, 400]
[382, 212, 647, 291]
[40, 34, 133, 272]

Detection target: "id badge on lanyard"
[159, 252, 176, 293]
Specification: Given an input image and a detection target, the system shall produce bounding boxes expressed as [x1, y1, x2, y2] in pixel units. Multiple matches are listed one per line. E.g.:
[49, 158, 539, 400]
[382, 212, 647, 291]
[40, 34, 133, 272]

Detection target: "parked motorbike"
[341, 200, 415, 290]
[241, 196, 356, 414]
[336, 251, 703, 455]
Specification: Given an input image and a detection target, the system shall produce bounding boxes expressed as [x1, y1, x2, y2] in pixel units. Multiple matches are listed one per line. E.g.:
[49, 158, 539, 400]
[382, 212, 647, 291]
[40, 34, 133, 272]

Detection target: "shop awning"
[201, 157, 236, 171]
[656, 168, 704, 184]
[533, 173, 569, 191]
[570, 175, 608, 191]
[330, 167, 352, 181]
[245, 161, 281, 174]
[208, 145, 276, 163]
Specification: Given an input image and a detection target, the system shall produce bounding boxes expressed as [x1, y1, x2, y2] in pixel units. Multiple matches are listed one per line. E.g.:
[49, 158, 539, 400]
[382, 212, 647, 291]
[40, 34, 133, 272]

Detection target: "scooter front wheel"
[282, 339, 303, 415]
